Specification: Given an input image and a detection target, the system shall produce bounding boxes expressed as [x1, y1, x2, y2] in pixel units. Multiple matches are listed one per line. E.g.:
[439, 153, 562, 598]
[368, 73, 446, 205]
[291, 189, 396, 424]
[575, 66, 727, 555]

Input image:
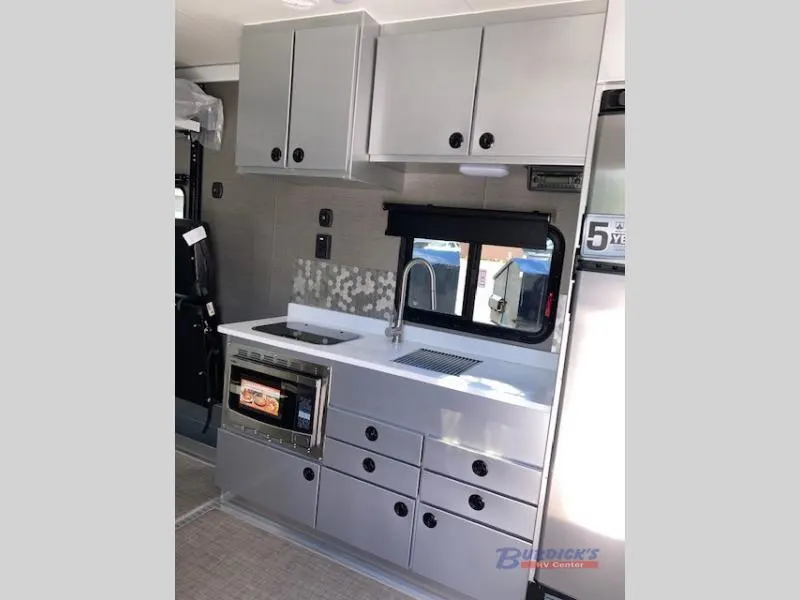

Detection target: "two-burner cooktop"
[252, 321, 361, 346]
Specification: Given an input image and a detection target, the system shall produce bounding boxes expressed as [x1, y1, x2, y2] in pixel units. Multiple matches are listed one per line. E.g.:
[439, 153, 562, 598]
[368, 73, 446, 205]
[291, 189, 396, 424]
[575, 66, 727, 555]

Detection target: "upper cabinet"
[234, 13, 401, 191]
[471, 14, 605, 164]
[598, 0, 625, 83]
[368, 10, 605, 166]
[236, 29, 294, 169]
[368, 27, 483, 158]
[288, 24, 360, 172]
[233, 3, 615, 176]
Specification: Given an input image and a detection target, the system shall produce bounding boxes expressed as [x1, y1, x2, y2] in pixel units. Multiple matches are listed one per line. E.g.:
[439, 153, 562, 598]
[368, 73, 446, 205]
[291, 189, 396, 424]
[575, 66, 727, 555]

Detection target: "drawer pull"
[365, 426, 379, 442]
[302, 467, 315, 482]
[422, 512, 438, 528]
[362, 457, 376, 473]
[394, 502, 409, 517]
[472, 459, 488, 477]
[468, 494, 485, 511]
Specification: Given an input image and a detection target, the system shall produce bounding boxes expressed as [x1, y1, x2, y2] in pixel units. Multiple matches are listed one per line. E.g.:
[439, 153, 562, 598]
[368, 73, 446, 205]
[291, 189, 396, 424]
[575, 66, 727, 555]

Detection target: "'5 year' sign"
[580, 213, 626, 262]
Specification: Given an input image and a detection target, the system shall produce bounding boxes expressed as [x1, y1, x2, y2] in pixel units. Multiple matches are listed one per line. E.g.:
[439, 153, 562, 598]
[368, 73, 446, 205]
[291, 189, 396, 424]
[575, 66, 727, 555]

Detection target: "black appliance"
[252, 321, 361, 346]
[175, 218, 222, 434]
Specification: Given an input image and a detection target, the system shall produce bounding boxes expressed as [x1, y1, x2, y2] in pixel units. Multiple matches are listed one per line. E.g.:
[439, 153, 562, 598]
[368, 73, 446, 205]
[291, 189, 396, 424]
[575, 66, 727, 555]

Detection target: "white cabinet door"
[598, 0, 625, 83]
[471, 14, 605, 164]
[411, 504, 530, 600]
[215, 428, 320, 528]
[235, 28, 294, 169]
[316, 467, 415, 568]
[368, 27, 483, 158]
[287, 24, 360, 172]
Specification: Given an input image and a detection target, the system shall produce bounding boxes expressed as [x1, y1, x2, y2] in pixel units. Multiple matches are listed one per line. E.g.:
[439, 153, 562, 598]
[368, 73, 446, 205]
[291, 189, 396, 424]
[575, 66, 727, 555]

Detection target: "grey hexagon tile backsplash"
[292, 259, 396, 320]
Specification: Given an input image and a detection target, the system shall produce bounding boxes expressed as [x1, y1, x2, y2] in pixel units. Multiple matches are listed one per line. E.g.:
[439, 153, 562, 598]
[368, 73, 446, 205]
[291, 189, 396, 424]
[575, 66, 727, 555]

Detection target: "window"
[408, 239, 468, 316]
[387, 203, 565, 345]
[175, 186, 185, 219]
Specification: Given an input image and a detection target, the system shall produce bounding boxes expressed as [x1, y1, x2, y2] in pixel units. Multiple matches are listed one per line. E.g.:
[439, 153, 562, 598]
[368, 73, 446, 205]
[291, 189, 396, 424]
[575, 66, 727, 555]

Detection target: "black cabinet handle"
[292, 148, 305, 163]
[302, 467, 315, 481]
[365, 426, 378, 442]
[270, 147, 282, 162]
[472, 459, 488, 477]
[468, 494, 485, 511]
[448, 132, 464, 149]
[478, 132, 495, 150]
[394, 502, 409, 517]
[362, 457, 376, 473]
[422, 512, 437, 528]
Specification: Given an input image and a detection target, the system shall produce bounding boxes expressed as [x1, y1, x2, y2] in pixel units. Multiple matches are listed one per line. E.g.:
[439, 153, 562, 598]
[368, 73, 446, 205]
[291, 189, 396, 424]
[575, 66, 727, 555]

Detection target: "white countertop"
[218, 305, 558, 411]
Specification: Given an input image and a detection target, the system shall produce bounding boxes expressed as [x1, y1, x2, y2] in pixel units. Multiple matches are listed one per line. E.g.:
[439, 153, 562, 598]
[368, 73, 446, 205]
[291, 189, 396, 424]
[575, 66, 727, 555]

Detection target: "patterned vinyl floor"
[175, 450, 414, 600]
[176, 450, 219, 520]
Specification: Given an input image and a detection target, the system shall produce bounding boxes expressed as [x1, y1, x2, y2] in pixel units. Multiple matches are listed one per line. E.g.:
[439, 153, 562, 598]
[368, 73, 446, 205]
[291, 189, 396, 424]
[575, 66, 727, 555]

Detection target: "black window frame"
[387, 203, 566, 346]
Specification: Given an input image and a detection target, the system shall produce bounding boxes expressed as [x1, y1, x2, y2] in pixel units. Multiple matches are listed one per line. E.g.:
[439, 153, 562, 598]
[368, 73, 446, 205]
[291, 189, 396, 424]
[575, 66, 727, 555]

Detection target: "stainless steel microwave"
[221, 342, 330, 459]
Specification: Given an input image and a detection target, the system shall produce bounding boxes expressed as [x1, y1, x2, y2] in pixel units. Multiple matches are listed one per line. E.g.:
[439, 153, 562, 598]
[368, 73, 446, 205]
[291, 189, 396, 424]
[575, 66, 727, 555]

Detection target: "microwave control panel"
[295, 395, 313, 433]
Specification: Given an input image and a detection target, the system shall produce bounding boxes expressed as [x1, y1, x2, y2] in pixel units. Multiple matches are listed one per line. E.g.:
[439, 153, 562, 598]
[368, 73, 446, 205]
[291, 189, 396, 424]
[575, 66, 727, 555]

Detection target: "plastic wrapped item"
[175, 79, 224, 151]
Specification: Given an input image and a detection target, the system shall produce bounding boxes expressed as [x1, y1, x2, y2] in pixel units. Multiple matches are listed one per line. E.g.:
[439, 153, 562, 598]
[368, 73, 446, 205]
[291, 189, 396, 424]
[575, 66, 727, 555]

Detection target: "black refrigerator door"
[175, 218, 216, 299]
[175, 302, 223, 403]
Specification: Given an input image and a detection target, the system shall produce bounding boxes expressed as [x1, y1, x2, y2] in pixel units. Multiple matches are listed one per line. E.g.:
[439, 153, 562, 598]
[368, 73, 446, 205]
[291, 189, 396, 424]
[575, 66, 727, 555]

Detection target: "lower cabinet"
[316, 467, 415, 568]
[215, 428, 320, 528]
[410, 503, 530, 600]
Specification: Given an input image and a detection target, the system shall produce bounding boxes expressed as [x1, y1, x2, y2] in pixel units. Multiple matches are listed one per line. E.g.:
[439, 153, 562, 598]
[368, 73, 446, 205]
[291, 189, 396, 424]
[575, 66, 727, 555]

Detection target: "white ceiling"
[176, 0, 558, 67]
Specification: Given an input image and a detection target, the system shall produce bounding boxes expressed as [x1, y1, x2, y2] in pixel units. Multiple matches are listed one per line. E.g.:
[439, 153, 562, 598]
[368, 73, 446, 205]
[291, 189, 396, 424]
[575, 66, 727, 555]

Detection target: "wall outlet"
[315, 234, 332, 260]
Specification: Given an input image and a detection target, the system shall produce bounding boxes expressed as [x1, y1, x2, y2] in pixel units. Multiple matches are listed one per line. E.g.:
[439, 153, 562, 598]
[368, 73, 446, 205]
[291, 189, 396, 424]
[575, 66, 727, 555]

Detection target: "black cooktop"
[252, 321, 361, 346]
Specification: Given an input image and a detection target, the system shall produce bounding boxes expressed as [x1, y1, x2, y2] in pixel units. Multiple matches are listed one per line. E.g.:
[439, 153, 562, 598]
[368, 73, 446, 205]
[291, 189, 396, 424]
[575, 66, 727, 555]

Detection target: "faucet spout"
[386, 258, 437, 344]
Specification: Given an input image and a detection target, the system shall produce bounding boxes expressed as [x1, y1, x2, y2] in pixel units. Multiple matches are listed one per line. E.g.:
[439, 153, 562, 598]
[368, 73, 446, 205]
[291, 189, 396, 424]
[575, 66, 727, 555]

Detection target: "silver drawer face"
[411, 503, 530, 600]
[419, 470, 537, 541]
[325, 406, 423, 466]
[215, 428, 320, 529]
[423, 437, 542, 504]
[322, 437, 420, 498]
[317, 468, 416, 568]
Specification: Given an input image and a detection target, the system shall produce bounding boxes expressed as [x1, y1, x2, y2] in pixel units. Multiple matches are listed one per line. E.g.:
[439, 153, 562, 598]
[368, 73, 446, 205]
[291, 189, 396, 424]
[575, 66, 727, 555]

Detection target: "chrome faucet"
[385, 258, 437, 344]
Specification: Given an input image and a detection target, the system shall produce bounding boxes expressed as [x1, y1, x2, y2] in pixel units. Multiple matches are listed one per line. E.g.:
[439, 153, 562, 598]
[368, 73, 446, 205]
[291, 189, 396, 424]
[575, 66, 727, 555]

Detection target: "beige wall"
[195, 82, 580, 323]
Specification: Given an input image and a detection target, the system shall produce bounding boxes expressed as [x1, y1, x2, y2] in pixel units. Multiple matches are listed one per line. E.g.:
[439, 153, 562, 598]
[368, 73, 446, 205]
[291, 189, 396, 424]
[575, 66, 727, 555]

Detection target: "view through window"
[408, 237, 556, 334]
[175, 187, 185, 219]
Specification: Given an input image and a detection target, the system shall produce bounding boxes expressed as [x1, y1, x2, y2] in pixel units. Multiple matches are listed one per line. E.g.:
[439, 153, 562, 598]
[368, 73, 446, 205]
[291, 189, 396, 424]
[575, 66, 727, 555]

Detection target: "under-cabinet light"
[459, 164, 510, 178]
[282, 0, 319, 9]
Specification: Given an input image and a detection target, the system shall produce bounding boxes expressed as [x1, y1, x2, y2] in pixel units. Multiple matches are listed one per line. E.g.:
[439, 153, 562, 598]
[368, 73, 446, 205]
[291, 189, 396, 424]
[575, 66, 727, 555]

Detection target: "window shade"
[383, 203, 550, 249]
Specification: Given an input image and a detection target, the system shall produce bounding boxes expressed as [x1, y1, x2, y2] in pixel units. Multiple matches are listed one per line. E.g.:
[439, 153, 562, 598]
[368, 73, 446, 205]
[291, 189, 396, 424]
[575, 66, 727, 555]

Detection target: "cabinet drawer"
[423, 437, 542, 504]
[215, 428, 320, 529]
[323, 438, 419, 498]
[419, 471, 537, 541]
[325, 406, 423, 466]
[317, 468, 416, 568]
[411, 503, 529, 600]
